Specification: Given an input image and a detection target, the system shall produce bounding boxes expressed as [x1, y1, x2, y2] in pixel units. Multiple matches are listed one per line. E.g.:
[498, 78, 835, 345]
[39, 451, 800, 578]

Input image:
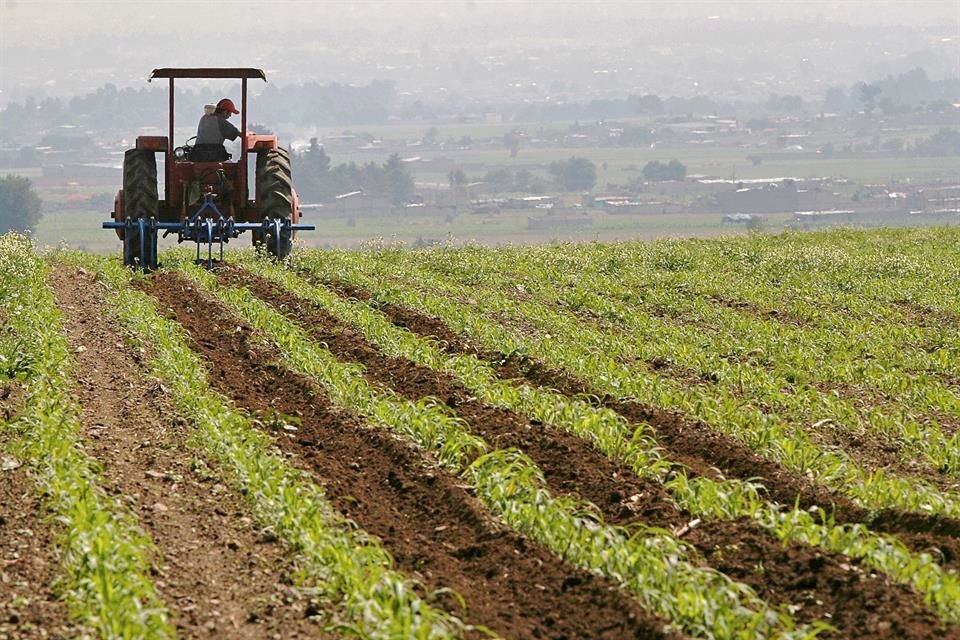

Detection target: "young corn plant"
[320, 253, 960, 520]
[263, 254, 960, 627]
[81, 252, 472, 640]
[0, 235, 173, 640]
[176, 257, 827, 639]
[446, 246, 960, 479]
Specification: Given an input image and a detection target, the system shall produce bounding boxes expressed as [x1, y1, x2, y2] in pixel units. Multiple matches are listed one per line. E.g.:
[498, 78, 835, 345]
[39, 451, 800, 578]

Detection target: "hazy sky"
[1, 0, 957, 106]
[1, 0, 958, 45]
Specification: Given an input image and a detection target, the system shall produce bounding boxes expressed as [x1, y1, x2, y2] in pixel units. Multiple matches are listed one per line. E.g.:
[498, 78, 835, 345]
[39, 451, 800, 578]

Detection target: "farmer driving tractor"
[193, 97, 241, 161]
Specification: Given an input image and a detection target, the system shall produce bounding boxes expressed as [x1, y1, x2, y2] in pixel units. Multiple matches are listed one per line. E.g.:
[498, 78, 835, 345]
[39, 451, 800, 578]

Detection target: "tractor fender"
[246, 134, 279, 153]
[136, 136, 168, 152]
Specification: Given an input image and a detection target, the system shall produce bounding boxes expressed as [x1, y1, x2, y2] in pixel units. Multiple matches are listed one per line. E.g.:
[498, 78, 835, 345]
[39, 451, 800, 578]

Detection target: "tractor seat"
[189, 144, 231, 162]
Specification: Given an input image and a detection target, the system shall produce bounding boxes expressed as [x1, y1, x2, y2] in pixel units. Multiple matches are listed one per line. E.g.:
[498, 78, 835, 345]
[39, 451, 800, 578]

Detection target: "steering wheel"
[174, 136, 197, 160]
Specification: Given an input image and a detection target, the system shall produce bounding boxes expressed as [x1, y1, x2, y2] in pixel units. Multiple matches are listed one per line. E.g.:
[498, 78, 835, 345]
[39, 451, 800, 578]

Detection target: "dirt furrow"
[319, 279, 960, 613]
[235, 269, 954, 638]
[343, 280, 960, 490]
[49, 266, 331, 640]
[504, 354, 960, 563]
[320, 280, 873, 514]
[1, 382, 79, 640]
[332, 280, 960, 544]
[146, 270, 675, 640]
[221, 267, 687, 532]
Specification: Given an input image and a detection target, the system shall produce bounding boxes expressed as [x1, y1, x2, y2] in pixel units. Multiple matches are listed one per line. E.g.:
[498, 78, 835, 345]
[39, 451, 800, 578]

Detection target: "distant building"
[716, 180, 842, 214]
[328, 191, 391, 218]
[791, 210, 857, 228]
[604, 200, 684, 215]
[506, 195, 560, 209]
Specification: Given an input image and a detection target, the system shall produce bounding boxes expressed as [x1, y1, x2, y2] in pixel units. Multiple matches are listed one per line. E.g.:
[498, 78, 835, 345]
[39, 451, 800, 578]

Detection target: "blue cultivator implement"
[104, 67, 313, 271]
[103, 195, 314, 270]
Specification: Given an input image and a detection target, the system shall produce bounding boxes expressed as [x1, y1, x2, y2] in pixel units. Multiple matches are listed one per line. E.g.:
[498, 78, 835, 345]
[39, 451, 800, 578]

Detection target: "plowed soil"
[328, 278, 960, 565]
[144, 270, 678, 640]
[306, 275, 958, 639]
[347, 286, 870, 519]
[13, 259, 956, 639]
[48, 266, 334, 640]
[0, 394, 79, 640]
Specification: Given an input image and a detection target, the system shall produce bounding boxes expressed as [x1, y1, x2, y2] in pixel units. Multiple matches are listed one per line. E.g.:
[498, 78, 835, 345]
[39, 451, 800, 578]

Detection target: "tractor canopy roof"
[148, 68, 267, 81]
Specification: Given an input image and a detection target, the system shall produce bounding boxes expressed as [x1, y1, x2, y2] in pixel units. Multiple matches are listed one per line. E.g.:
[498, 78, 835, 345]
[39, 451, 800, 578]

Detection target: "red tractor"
[104, 67, 312, 269]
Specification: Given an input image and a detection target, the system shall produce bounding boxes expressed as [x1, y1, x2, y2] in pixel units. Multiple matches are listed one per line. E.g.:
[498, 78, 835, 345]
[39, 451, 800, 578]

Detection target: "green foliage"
[289, 228, 960, 626]
[857, 83, 882, 113]
[14, 227, 960, 634]
[914, 128, 960, 157]
[642, 159, 687, 182]
[184, 254, 817, 639]
[502, 131, 520, 157]
[472, 167, 546, 195]
[295, 144, 415, 204]
[0, 175, 42, 234]
[0, 236, 172, 638]
[88, 252, 469, 639]
[620, 125, 655, 146]
[447, 168, 467, 189]
[766, 94, 805, 113]
[548, 156, 597, 192]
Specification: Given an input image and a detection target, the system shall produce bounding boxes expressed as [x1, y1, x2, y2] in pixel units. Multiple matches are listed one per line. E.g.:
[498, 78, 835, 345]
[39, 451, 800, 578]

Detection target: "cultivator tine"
[205, 219, 215, 270]
[138, 218, 147, 270]
[272, 218, 283, 259]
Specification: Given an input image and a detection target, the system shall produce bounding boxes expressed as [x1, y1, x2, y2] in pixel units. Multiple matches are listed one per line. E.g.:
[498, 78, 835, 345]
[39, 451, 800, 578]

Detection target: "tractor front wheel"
[253, 147, 294, 260]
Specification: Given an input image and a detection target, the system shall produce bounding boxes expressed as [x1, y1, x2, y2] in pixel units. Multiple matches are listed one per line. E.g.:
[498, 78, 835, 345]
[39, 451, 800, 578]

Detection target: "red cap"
[217, 98, 239, 114]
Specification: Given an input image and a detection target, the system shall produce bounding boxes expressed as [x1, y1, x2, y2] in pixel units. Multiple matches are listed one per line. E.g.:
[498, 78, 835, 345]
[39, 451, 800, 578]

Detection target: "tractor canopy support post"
[240, 77, 248, 208]
[167, 77, 174, 211]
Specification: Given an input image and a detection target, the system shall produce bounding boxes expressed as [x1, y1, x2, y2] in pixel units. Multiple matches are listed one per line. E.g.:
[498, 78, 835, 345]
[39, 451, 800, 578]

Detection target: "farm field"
[2, 226, 960, 639]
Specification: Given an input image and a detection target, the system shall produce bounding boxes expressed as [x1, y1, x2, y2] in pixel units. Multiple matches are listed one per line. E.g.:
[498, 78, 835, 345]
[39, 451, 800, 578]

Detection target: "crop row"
[586, 232, 960, 378]
[79, 251, 472, 639]
[0, 236, 173, 639]
[2, 236, 488, 638]
[308, 245, 960, 520]
[366, 240, 960, 480]
[371, 230, 960, 384]
[169, 254, 822, 639]
[279, 248, 960, 624]
[671, 229, 960, 324]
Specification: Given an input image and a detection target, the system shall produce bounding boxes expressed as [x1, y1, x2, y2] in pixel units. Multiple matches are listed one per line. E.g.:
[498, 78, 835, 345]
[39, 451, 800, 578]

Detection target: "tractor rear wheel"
[122, 149, 159, 268]
[253, 148, 294, 260]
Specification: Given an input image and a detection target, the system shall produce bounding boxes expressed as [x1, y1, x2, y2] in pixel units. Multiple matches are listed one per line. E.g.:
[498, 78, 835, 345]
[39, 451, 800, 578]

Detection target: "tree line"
[294, 139, 414, 204]
[5, 67, 954, 145]
[0, 80, 398, 136]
